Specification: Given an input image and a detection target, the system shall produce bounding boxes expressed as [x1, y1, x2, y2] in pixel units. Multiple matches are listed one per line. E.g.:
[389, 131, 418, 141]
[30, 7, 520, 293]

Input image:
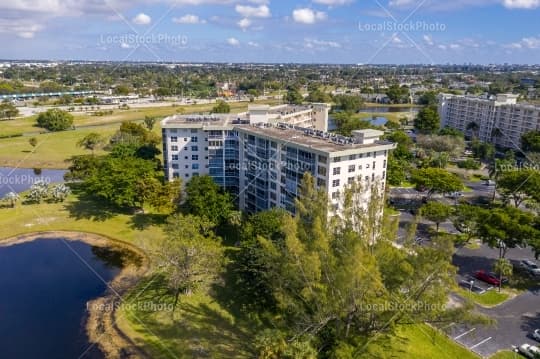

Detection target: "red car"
[474, 270, 506, 286]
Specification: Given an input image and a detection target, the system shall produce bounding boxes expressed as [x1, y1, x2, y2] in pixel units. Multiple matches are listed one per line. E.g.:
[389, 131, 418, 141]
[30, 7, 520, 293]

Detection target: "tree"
[385, 131, 413, 160]
[0, 101, 19, 120]
[36, 108, 74, 131]
[212, 100, 231, 113]
[438, 127, 464, 138]
[307, 88, 331, 103]
[3, 192, 20, 208]
[113, 85, 130, 95]
[414, 105, 440, 134]
[183, 175, 233, 225]
[451, 204, 483, 244]
[477, 206, 538, 259]
[497, 169, 540, 207]
[418, 91, 438, 106]
[77, 133, 104, 154]
[493, 258, 513, 292]
[410, 168, 463, 198]
[386, 84, 410, 104]
[28, 137, 38, 152]
[332, 94, 363, 112]
[26, 180, 49, 203]
[153, 214, 224, 309]
[521, 130, 540, 153]
[143, 116, 156, 130]
[470, 139, 495, 161]
[420, 201, 452, 232]
[83, 156, 158, 208]
[285, 88, 303, 105]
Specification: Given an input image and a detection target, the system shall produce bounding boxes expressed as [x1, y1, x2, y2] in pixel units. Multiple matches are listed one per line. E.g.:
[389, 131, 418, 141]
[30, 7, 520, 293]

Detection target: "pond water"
[358, 106, 421, 113]
[0, 238, 125, 359]
[328, 116, 388, 131]
[0, 167, 66, 197]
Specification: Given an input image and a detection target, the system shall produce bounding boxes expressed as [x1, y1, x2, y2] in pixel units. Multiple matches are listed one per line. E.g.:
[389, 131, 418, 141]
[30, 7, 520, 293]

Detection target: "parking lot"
[390, 185, 540, 357]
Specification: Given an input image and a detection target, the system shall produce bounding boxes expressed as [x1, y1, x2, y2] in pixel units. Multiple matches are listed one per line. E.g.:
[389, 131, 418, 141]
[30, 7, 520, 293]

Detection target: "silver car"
[520, 260, 540, 276]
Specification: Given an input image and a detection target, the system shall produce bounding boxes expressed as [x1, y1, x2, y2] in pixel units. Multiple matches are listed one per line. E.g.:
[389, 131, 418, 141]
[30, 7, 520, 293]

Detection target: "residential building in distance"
[161, 103, 395, 215]
[438, 93, 540, 149]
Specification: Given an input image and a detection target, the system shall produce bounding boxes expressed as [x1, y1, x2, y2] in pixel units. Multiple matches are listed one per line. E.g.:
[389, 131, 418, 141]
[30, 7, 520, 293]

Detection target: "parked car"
[518, 343, 540, 358]
[520, 260, 540, 276]
[474, 270, 507, 286]
[532, 329, 540, 342]
[447, 191, 464, 199]
[485, 179, 496, 186]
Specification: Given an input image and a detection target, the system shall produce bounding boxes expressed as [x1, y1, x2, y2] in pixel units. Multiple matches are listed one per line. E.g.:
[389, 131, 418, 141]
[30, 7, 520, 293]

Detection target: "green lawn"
[390, 324, 480, 359]
[457, 288, 511, 307]
[0, 191, 165, 244]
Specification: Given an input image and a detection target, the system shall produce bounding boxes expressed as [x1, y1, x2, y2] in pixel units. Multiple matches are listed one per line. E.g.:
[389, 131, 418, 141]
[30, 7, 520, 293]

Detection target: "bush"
[457, 159, 481, 170]
[36, 108, 74, 131]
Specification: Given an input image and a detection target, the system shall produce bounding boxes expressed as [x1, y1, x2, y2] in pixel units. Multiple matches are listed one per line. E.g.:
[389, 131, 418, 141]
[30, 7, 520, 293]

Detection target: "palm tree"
[493, 258, 513, 292]
[3, 192, 20, 208]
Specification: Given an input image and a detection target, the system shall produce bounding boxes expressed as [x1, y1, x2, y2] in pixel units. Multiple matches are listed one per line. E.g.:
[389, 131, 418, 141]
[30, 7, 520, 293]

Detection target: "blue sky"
[1, 0, 539, 64]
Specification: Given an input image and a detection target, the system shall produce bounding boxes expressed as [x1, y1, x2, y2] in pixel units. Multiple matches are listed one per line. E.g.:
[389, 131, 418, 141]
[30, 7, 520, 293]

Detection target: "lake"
[328, 115, 388, 131]
[0, 238, 124, 359]
[0, 167, 66, 197]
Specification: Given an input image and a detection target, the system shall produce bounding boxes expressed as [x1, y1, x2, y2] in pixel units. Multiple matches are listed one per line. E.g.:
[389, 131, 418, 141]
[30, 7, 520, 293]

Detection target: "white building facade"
[438, 93, 540, 149]
[161, 104, 394, 215]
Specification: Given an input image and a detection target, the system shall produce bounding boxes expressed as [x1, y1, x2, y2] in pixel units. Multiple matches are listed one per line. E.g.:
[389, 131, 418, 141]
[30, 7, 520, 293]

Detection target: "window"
[372, 173, 375, 181]
[172, 155, 178, 161]
[190, 129, 198, 133]
[382, 171, 386, 179]
[348, 177, 355, 184]
[366, 163, 370, 169]
[171, 145, 178, 151]
[348, 165, 355, 173]
[172, 172, 179, 178]
[171, 136, 178, 143]
[366, 152, 371, 157]
[383, 160, 387, 167]
[318, 166, 327, 176]
[333, 167, 341, 175]
[332, 191, 339, 199]
[191, 136, 198, 142]
[192, 155, 199, 161]
[318, 155, 327, 163]
[358, 164, 363, 170]
[191, 146, 198, 151]
[332, 179, 340, 187]
[172, 164, 179, 169]
[359, 153, 364, 158]
[333, 157, 341, 163]
[185, 165, 189, 169]
[349, 154, 356, 160]
[185, 174, 190, 178]
[192, 164, 199, 170]
[365, 176, 369, 181]
[317, 178, 326, 187]
[373, 161, 376, 169]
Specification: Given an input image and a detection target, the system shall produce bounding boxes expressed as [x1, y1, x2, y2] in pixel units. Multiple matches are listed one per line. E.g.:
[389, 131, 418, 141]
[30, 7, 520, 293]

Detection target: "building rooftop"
[237, 124, 395, 154]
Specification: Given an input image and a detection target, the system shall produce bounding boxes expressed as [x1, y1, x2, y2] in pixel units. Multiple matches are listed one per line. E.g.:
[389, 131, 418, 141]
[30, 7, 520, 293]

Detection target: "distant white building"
[438, 93, 540, 149]
[161, 103, 395, 215]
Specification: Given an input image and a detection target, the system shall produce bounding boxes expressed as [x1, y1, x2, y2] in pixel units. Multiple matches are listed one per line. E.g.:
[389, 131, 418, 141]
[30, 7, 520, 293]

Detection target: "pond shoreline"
[0, 231, 150, 359]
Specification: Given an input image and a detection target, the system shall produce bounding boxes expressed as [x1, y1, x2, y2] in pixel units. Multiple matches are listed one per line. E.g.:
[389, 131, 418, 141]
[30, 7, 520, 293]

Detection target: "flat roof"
[236, 125, 395, 155]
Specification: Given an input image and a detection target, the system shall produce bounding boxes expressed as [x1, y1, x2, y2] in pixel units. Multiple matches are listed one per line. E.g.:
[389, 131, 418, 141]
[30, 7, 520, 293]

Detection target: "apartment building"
[161, 103, 395, 215]
[438, 93, 540, 149]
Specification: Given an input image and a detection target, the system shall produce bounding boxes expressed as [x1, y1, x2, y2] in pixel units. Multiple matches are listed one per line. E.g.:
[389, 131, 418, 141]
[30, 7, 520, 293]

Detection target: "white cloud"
[313, 0, 353, 5]
[507, 36, 540, 49]
[238, 17, 251, 30]
[120, 42, 132, 49]
[227, 37, 240, 46]
[132, 13, 151, 25]
[449, 43, 461, 49]
[502, 0, 540, 8]
[292, 8, 327, 24]
[423, 34, 434, 46]
[173, 14, 206, 24]
[235, 4, 271, 18]
[248, 41, 260, 47]
[304, 38, 341, 49]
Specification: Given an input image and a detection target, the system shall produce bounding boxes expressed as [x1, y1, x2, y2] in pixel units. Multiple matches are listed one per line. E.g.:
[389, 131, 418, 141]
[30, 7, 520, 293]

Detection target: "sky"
[1, 0, 539, 64]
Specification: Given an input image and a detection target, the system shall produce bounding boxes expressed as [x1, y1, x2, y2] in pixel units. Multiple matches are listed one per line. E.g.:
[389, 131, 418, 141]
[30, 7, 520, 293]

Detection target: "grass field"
[0, 100, 280, 169]
[489, 350, 521, 359]
[457, 288, 511, 307]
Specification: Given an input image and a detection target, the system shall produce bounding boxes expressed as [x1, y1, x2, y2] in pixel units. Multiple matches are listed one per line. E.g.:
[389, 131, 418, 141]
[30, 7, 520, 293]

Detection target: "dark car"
[474, 270, 507, 286]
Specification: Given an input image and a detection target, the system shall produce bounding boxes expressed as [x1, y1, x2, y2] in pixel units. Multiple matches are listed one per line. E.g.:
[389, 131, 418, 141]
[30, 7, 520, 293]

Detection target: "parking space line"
[470, 337, 492, 350]
[454, 328, 476, 340]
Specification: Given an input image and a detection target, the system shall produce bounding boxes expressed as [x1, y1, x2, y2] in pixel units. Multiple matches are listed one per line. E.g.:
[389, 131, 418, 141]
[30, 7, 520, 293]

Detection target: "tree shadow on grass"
[125, 274, 255, 358]
[129, 213, 168, 231]
[63, 185, 121, 221]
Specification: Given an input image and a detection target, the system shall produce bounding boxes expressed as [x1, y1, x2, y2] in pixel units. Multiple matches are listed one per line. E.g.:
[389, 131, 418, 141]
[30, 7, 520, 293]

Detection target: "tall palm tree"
[493, 258, 513, 292]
